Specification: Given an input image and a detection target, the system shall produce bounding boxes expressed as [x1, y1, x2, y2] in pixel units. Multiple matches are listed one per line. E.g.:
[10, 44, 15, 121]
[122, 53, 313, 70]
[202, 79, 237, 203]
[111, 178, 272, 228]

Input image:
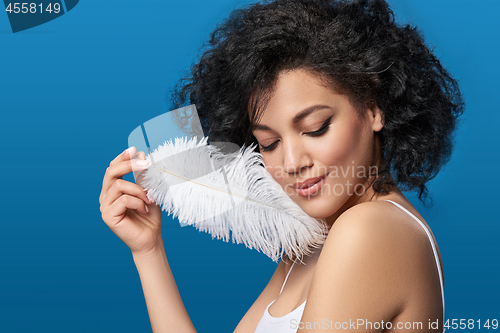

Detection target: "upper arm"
[234, 260, 286, 333]
[298, 203, 409, 332]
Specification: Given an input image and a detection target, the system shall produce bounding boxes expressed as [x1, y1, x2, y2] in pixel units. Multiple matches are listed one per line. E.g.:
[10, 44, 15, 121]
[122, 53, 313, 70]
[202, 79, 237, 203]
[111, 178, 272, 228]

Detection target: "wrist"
[132, 237, 166, 262]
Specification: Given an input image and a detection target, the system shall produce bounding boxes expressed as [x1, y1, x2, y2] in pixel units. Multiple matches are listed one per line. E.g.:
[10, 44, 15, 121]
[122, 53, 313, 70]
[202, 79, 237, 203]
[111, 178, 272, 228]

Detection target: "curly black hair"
[167, 0, 464, 203]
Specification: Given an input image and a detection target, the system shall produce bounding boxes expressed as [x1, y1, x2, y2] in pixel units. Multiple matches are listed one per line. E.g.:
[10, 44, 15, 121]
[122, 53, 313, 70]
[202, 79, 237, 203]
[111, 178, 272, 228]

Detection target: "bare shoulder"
[301, 200, 439, 322]
[325, 200, 433, 256]
[323, 200, 418, 254]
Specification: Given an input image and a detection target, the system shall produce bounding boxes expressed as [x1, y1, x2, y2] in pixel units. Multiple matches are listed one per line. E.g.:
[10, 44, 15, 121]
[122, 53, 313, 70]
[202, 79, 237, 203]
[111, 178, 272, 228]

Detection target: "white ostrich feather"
[139, 136, 329, 262]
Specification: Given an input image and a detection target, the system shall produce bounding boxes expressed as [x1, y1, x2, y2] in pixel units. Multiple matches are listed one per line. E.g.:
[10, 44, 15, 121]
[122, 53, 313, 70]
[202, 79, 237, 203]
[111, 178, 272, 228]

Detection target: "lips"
[291, 174, 328, 189]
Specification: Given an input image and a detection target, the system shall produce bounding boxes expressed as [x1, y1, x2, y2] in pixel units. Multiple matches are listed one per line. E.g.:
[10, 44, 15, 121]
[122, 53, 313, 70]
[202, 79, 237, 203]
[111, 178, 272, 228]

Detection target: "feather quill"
[139, 136, 329, 262]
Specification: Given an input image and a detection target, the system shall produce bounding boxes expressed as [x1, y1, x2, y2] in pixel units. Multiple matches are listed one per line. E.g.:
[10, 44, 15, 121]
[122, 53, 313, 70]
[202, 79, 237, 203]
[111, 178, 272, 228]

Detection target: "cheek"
[319, 118, 364, 168]
[262, 157, 285, 183]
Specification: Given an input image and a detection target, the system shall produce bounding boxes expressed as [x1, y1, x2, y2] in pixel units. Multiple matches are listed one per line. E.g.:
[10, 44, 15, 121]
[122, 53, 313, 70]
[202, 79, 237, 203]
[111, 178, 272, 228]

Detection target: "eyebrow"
[252, 104, 332, 131]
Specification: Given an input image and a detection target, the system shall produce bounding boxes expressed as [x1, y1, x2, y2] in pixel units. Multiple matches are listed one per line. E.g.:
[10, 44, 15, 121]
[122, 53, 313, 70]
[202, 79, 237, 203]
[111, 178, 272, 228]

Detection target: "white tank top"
[254, 200, 446, 333]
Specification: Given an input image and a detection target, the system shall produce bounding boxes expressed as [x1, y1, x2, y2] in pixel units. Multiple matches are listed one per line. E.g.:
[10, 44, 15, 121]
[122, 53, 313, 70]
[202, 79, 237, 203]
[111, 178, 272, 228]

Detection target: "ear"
[368, 104, 384, 132]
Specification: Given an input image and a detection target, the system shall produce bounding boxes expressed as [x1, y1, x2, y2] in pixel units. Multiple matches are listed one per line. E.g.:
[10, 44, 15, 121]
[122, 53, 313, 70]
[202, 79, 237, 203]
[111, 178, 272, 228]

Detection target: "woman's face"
[251, 69, 384, 222]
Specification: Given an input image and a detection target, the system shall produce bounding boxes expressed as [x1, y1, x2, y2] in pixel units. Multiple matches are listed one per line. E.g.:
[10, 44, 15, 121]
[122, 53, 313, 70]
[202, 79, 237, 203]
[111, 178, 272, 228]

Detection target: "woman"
[99, 0, 463, 331]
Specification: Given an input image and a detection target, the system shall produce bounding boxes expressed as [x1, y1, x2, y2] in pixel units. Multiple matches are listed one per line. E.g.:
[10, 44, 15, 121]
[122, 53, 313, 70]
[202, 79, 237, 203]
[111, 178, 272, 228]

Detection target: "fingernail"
[136, 160, 149, 166]
[125, 147, 135, 156]
[145, 205, 149, 213]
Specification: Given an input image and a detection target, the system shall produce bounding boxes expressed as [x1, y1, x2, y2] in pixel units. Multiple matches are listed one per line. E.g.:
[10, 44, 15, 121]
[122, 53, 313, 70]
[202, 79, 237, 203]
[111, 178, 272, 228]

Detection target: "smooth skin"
[99, 149, 161, 254]
[99, 148, 196, 333]
[100, 69, 444, 333]
[237, 69, 444, 332]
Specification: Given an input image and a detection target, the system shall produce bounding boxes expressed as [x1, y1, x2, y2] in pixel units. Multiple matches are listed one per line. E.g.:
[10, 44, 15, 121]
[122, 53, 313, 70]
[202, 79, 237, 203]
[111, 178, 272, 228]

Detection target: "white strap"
[279, 259, 297, 295]
[384, 200, 445, 326]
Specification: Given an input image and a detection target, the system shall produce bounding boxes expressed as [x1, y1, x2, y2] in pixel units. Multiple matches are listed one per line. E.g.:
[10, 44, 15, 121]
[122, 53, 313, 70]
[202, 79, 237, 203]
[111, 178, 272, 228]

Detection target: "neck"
[324, 133, 396, 227]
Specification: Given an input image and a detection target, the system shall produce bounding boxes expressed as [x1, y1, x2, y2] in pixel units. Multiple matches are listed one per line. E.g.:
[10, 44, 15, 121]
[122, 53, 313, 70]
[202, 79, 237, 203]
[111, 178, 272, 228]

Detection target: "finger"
[137, 151, 146, 160]
[111, 146, 136, 166]
[102, 194, 149, 227]
[134, 151, 149, 185]
[132, 151, 152, 189]
[101, 174, 153, 211]
[100, 147, 137, 204]
[101, 158, 150, 204]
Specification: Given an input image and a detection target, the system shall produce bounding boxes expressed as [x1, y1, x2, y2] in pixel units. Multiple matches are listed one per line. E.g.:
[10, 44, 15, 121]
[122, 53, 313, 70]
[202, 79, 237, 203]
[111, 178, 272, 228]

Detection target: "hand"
[99, 146, 163, 256]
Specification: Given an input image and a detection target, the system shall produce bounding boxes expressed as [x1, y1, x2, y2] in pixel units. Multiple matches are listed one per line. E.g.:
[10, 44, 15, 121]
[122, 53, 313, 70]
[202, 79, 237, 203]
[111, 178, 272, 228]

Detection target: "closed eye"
[259, 116, 332, 152]
[304, 116, 332, 136]
[259, 141, 278, 152]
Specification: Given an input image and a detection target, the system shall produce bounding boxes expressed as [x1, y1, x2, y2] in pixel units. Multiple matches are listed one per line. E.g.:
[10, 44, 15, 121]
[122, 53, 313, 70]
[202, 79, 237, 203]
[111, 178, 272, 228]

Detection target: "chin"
[292, 195, 342, 220]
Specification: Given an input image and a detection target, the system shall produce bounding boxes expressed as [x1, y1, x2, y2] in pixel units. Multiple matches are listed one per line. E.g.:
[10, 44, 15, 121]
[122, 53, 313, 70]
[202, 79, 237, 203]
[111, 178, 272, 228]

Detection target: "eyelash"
[259, 116, 332, 152]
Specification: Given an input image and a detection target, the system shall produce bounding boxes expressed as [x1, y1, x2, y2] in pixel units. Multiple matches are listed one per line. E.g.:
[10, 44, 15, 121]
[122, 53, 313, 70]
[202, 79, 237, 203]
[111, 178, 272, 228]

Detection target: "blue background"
[0, 0, 498, 332]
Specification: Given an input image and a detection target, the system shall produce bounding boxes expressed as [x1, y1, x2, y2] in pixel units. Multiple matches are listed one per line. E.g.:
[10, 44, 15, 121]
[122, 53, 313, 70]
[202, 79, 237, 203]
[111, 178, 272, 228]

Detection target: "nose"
[282, 139, 313, 175]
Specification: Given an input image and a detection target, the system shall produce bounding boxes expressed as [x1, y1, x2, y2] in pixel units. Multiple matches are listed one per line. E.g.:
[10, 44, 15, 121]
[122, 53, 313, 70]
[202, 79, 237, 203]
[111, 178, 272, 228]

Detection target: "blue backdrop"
[1, 0, 498, 332]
